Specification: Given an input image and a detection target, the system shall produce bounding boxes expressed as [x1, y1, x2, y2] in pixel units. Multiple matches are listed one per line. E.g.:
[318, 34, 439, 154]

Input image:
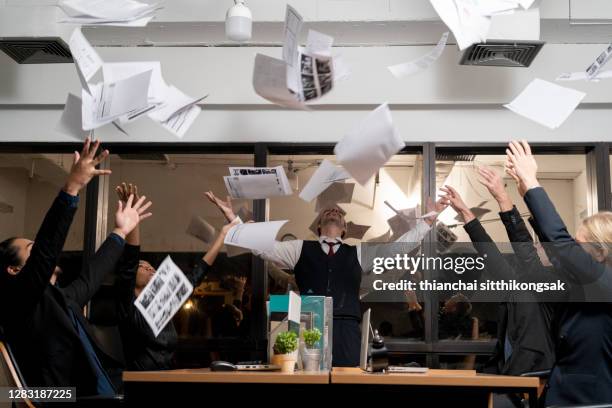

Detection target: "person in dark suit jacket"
[506, 140, 612, 406]
[113, 183, 234, 371]
[0, 139, 153, 397]
[441, 181, 555, 376]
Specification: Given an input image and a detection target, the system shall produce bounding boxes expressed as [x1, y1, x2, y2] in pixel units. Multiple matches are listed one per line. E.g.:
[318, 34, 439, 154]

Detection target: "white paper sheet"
[186, 215, 216, 244]
[68, 28, 102, 89]
[102, 62, 167, 104]
[388, 32, 449, 78]
[586, 43, 612, 80]
[224, 220, 288, 252]
[224, 166, 292, 199]
[253, 53, 307, 110]
[306, 29, 334, 57]
[299, 159, 351, 202]
[98, 69, 152, 122]
[58, 0, 159, 26]
[134, 256, 193, 337]
[160, 104, 201, 139]
[148, 86, 206, 122]
[430, 0, 491, 50]
[283, 5, 304, 93]
[56, 93, 88, 140]
[504, 78, 586, 129]
[334, 103, 405, 185]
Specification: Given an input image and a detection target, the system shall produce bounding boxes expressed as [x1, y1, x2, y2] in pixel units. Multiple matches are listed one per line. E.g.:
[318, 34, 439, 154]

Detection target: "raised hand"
[113, 194, 153, 239]
[204, 191, 236, 222]
[423, 196, 450, 225]
[63, 138, 111, 196]
[115, 182, 140, 203]
[506, 140, 539, 193]
[477, 167, 513, 211]
[440, 185, 475, 223]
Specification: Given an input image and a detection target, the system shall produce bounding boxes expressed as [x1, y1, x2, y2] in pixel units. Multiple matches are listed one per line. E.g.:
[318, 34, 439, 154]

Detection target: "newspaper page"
[134, 256, 193, 337]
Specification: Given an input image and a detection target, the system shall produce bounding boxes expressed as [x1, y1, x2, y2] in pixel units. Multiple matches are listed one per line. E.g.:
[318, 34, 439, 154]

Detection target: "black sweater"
[0, 192, 124, 396]
[463, 207, 555, 376]
[116, 244, 210, 370]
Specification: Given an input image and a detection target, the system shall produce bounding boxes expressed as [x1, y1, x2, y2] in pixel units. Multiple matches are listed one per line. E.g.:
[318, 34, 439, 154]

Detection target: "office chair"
[0, 340, 35, 408]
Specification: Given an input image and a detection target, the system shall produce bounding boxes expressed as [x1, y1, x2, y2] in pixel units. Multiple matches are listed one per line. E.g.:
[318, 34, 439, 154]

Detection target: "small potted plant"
[272, 331, 299, 373]
[302, 328, 322, 372]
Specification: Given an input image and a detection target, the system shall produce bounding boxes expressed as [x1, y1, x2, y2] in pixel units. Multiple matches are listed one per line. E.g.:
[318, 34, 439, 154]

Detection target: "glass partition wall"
[2, 142, 606, 369]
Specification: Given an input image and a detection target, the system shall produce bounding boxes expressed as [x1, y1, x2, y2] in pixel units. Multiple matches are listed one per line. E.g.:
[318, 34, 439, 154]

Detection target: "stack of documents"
[58, 28, 205, 139]
[253, 5, 337, 109]
[504, 78, 586, 129]
[334, 103, 405, 185]
[58, 0, 161, 27]
[224, 166, 293, 200]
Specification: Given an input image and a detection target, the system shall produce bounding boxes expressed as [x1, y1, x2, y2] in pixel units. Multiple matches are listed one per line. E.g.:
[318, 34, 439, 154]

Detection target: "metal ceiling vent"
[459, 41, 545, 68]
[0, 37, 73, 64]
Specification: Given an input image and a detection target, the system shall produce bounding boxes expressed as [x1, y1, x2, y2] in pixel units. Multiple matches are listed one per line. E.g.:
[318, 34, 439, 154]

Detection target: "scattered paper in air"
[186, 215, 217, 244]
[224, 166, 293, 199]
[315, 183, 355, 211]
[224, 221, 288, 252]
[299, 160, 351, 202]
[345, 221, 371, 240]
[388, 32, 449, 78]
[504, 79, 586, 129]
[283, 5, 304, 93]
[134, 256, 193, 337]
[58, 0, 160, 27]
[69, 28, 103, 92]
[585, 44, 612, 80]
[56, 93, 88, 140]
[429, 0, 491, 50]
[334, 103, 405, 185]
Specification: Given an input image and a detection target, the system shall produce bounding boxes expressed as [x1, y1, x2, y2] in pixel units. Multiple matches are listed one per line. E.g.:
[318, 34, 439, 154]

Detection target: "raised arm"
[64, 192, 153, 307]
[507, 140, 612, 296]
[0, 139, 111, 320]
[205, 190, 302, 269]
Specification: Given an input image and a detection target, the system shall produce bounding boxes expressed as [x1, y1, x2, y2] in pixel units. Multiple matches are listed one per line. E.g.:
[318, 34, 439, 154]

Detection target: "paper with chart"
[58, 0, 160, 26]
[56, 93, 88, 140]
[388, 32, 449, 78]
[81, 70, 152, 130]
[186, 215, 217, 244]
[224, 166, 293, 199]
[160, 104, 201, 139]
[334, 103, 405, 185]
[224, 220, 288, 252]
[253, 53, 309, 110]
[504, 79, 586, 129]
[299, 160, 351, 202]
[134, 256, 193, 337]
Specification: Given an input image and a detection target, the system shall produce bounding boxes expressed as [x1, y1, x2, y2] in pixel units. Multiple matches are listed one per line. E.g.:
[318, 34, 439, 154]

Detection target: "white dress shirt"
[238, 219, 432, 270]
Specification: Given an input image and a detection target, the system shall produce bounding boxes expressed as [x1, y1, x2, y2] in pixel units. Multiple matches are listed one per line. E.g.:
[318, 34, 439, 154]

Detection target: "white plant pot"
[302, 348, 321, 372]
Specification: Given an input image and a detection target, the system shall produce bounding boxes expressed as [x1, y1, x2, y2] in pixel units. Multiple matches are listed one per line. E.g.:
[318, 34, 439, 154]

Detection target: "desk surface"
[123, 369, 329, 384]
[124, 367, 539, 389]
[331, 367, 539, 388]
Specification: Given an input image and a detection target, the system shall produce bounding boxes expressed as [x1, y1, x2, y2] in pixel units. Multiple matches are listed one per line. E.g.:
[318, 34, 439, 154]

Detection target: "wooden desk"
[123, 368, 539, 407]
[331, 367, 539, 407]
[123, 368, 329, 384]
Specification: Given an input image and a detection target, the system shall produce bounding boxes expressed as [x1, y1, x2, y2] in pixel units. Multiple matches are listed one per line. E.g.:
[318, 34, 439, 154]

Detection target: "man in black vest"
[206, 191, 447, 366]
